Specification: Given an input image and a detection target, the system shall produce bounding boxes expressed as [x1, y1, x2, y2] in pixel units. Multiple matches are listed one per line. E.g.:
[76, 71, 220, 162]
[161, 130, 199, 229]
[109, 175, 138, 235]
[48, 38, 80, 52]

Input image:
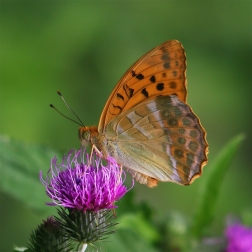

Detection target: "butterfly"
[79, 40, 208, 187]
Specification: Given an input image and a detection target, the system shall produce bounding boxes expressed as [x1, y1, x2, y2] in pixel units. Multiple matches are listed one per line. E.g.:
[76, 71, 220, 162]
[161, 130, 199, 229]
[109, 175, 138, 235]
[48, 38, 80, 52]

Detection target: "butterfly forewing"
[100, 95, 208, 185]
[98, 40, 187, 132]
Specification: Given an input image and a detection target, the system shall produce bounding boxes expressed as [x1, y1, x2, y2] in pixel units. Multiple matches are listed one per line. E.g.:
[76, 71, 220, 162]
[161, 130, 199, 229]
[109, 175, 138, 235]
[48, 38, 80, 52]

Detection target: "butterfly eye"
[78, 127, 90, 146]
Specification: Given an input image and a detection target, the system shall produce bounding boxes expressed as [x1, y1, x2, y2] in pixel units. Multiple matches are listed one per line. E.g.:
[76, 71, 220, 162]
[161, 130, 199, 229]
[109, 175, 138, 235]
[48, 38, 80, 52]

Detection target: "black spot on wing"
[156, 83, 164, 91]
[172, 70, 177, 77]
[150, 75, 156, 83]
[190, 130, 198, 138]
[116, 93, 124, 100]
[163, 61, 170, 69]
[174, 148, 184, 158]
[123, 84, 134, 98]
[178, 128, 185, 134]
[168, 118, 178, 126]
[161, 52, 170, 61]
[189, 141, 199, 152]
[136, 74, 144, 80]
[182, 118, 191, 126]
[178, 137, 186, 145]
[131, 70, 144, 80]
[169, 81, 177, 89]
[141, 88, 149, 98]
[131, 70, 137, 77]
[112, 103, 122, 112]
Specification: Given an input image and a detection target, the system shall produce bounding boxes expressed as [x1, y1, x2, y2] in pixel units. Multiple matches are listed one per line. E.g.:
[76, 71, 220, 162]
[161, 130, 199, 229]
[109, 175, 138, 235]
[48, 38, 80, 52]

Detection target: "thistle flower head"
[225, 222, 252, 252]
[40, 148, 130, 212]
[39, 148, 133, 247]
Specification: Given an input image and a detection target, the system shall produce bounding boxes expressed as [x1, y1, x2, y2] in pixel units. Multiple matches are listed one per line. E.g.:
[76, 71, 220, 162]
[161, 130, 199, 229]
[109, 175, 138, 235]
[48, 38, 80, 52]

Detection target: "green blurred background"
[0, 1, 251, 251]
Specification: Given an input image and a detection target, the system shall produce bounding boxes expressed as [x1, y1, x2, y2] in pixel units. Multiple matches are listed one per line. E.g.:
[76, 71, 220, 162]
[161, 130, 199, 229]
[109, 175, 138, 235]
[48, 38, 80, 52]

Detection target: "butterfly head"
[78, 126, 98, 146]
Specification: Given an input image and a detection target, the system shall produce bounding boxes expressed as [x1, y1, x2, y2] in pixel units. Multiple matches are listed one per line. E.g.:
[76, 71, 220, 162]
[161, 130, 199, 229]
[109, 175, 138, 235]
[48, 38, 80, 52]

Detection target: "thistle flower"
[40, 148, 129, 211]
[225, 222, 252, 252]
[39, 148, 132, 249]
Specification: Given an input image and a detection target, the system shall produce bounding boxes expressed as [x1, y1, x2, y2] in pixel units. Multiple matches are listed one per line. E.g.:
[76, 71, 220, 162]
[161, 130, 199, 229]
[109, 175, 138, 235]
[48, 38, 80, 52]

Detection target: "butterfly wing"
[99, 95, 208, 186]
[98, 40, 187, 132]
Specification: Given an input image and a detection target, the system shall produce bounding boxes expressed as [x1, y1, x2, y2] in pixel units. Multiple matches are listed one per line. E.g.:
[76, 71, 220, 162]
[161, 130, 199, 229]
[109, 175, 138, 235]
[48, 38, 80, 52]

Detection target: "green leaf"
[190, 134, 245, 238]
[0, 135, 62, 213]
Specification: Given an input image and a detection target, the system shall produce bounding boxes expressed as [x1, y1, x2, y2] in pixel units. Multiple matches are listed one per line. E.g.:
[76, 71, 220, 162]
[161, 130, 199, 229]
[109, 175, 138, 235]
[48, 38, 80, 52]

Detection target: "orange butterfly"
[79, 40, 208, 187]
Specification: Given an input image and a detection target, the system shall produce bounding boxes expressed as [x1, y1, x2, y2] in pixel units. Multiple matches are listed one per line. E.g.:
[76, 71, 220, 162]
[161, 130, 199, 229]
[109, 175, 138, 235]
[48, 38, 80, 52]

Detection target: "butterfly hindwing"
[102, 95, 208, 185]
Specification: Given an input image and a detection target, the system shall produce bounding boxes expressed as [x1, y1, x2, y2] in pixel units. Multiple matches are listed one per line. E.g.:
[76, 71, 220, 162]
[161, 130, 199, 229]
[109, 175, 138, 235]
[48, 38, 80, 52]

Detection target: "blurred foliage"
[0, 135, 62, 213]
[191, 134, 245, 238]
[0, 1, 251, 251]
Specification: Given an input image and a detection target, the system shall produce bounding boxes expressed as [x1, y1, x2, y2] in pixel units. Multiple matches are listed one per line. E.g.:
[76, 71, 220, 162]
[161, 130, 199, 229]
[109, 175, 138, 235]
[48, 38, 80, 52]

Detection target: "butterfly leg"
[116, 165, 123, 186]
[93, 144, 103, 157]
[88, 145, 103, 167]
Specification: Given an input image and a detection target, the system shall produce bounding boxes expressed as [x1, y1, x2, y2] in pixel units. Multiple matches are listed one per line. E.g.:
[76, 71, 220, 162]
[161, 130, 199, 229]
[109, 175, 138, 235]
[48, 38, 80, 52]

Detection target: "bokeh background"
[0, 1, 251, 251]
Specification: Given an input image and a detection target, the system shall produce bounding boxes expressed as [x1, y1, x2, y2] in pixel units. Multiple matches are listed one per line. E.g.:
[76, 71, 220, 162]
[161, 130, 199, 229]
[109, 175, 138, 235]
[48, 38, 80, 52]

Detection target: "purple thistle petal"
[225, 222, 252, 252]
[40, 149, 132, 212]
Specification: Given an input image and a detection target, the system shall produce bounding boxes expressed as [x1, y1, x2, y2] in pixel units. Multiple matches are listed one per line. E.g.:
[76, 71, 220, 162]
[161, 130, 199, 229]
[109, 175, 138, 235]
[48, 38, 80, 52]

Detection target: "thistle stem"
[79, 243, 87, 252]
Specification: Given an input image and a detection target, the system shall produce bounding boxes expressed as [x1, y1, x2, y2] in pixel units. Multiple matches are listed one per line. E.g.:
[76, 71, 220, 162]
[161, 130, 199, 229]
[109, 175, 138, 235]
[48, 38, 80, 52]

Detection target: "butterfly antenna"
[50, 104, 83, 126]
[57, 91, 85, 126]
[50, 90, 85, 127]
